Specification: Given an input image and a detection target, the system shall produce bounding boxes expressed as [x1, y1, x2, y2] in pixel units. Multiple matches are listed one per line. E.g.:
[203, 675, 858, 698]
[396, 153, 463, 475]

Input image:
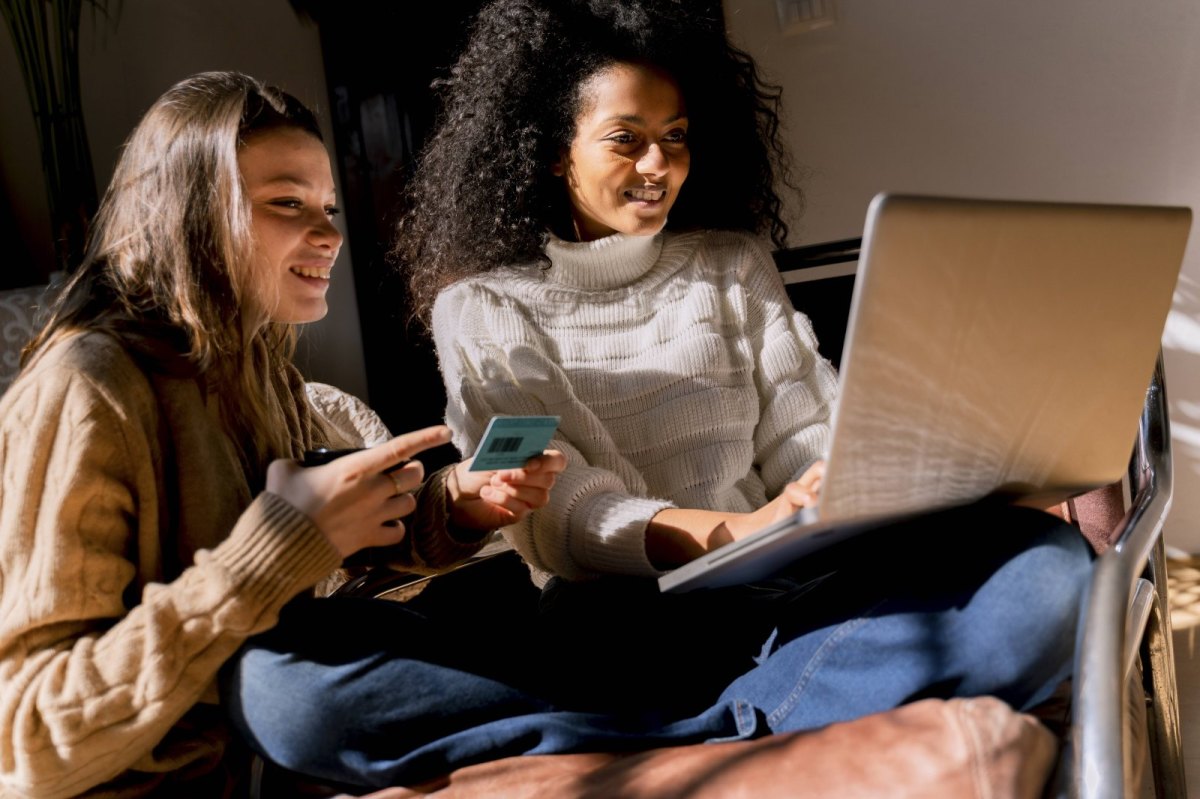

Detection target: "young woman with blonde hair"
[0, 70, 563, 797]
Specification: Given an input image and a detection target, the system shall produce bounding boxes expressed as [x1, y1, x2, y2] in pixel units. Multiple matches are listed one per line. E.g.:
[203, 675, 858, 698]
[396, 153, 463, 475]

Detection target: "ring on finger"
[388, 470, 406, 496]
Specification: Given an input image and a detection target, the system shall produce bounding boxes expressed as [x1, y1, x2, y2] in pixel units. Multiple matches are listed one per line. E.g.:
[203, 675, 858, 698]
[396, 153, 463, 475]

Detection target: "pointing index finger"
[352, 425, 453, 473]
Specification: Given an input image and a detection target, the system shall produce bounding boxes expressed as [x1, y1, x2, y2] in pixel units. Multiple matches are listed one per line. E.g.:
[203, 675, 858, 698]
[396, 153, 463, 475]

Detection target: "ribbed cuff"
[209, 492, 342, 612]
[573, 491, 676, 577]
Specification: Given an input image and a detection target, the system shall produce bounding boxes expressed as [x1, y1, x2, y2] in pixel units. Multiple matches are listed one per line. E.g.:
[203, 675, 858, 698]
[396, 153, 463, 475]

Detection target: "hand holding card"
[469, 415, 561, 471]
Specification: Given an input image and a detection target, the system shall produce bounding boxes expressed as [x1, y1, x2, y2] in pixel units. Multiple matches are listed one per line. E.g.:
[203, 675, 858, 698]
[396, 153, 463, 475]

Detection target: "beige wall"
[726, 0, 1200, 550]
[0, 0, 368, 400]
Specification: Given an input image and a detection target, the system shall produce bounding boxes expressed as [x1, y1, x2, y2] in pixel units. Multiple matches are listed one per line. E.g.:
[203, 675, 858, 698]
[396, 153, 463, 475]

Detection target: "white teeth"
[628, 188, 666, 202]
[291, 266, 331, 279]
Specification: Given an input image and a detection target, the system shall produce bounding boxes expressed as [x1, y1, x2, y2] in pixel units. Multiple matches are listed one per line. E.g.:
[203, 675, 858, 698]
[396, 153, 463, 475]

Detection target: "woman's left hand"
[724, 460, 825, 542]
[447, 449, 568, 532]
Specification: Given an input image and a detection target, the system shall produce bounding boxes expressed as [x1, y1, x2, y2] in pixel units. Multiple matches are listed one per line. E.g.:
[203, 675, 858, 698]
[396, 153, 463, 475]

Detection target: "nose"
[635, 143, 669, 181]
[309, 211, 344, 254]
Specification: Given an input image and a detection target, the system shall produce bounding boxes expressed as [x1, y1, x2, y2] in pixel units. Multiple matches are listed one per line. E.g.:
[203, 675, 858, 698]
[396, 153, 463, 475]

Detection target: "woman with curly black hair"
[396, 0, 794, 328]
[398, 0, 842, 585]
[227, 0, 1091, 791]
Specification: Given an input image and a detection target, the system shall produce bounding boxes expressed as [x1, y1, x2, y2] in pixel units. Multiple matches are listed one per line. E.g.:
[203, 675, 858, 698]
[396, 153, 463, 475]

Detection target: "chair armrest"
[1071, 354, 1177, 797]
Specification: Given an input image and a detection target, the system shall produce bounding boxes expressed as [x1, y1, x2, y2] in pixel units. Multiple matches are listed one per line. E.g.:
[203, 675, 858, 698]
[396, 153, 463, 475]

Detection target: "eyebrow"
[257, 174, 317, 188]
[600, 112, 688, 126]
[254, 174, 336, 195]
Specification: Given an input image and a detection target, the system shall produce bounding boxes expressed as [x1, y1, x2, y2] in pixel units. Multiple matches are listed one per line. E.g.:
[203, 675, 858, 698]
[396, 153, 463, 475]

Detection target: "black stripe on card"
[486, 436, 523, 454]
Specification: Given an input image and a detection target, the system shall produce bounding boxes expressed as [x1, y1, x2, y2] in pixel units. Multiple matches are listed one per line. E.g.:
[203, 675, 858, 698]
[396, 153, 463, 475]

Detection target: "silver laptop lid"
[817, 193, 1191, 521]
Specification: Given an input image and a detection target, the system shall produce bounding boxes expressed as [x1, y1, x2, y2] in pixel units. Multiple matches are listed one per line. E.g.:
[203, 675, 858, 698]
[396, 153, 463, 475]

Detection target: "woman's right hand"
[265, 425, 453, 558]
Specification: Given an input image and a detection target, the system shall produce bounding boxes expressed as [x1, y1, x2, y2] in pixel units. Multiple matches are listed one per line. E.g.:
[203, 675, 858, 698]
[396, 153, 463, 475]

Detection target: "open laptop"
[659, 193, 1192, 593]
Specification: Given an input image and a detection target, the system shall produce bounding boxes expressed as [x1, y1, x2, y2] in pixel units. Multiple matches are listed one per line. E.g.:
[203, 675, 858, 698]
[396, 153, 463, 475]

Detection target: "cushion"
[0, 284, 49, 395]
[340, 696, 1056, 799]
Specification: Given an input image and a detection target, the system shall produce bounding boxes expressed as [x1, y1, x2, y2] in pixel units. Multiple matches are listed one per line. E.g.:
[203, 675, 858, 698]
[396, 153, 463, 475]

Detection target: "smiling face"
[554, 61, 690, 242]
[238, 127, 342, 325]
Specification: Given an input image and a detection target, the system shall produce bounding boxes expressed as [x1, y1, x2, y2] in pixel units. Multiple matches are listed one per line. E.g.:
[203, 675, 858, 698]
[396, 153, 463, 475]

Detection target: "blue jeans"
[221, 501, 1092, 790]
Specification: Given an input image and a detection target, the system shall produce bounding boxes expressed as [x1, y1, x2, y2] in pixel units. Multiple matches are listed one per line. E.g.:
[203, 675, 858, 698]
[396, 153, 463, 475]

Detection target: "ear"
[551, 152, 566, 177]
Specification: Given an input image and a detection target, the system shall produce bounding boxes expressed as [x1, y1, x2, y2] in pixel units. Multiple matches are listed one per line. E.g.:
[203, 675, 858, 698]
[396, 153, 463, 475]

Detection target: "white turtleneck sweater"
[432, 229, 839, 586]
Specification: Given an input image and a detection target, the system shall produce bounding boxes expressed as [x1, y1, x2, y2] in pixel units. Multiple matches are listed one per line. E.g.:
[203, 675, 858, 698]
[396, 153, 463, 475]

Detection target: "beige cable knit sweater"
[0, 331, 475, 798]
[432, 229, 839, 586]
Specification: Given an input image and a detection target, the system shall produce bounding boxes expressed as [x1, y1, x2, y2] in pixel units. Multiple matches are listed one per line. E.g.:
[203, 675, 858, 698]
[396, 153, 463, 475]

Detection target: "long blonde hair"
[24, 71, 327, 480]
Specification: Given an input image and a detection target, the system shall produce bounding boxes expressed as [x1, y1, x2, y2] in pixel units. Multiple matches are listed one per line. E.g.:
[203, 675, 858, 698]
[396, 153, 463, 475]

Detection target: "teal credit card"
[469, 415, 561, 471]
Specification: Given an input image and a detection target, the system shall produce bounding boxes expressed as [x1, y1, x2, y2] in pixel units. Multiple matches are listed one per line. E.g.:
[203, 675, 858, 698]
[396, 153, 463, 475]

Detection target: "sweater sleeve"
[432, 285, 674, 583]
[0, 363, 341, 798]
[735, 235, 840, 495]
[305, 380, 393, 447]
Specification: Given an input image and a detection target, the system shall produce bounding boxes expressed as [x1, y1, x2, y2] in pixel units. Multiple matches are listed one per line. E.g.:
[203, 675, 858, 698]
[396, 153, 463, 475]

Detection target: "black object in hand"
[302, 447, 409, 471]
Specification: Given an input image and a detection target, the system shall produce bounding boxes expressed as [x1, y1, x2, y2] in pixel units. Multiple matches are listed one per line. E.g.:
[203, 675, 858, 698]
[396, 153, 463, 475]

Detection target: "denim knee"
[221, 644, 350, 774]
[957, 521, 1093, 706]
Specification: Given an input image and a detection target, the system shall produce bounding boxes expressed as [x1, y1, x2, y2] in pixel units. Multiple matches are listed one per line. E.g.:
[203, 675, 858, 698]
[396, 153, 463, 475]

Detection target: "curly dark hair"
[393, 0, 800, 328]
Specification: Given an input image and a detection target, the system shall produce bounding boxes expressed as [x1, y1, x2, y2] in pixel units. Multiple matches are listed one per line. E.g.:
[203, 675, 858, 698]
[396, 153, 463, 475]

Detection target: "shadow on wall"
[1163, 269, 1200, 553]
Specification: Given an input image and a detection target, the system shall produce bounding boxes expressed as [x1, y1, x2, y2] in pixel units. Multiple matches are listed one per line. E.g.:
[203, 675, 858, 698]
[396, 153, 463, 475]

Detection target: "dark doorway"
[292, 0, 485, 470]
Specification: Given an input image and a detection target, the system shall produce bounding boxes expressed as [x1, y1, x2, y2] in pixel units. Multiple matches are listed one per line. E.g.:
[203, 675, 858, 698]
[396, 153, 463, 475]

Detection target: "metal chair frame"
[1069, 355, 1184, 798]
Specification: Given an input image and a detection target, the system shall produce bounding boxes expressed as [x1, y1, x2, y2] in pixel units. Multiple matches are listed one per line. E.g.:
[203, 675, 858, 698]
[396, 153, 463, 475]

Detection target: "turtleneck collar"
[543, 231, 664, 290]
